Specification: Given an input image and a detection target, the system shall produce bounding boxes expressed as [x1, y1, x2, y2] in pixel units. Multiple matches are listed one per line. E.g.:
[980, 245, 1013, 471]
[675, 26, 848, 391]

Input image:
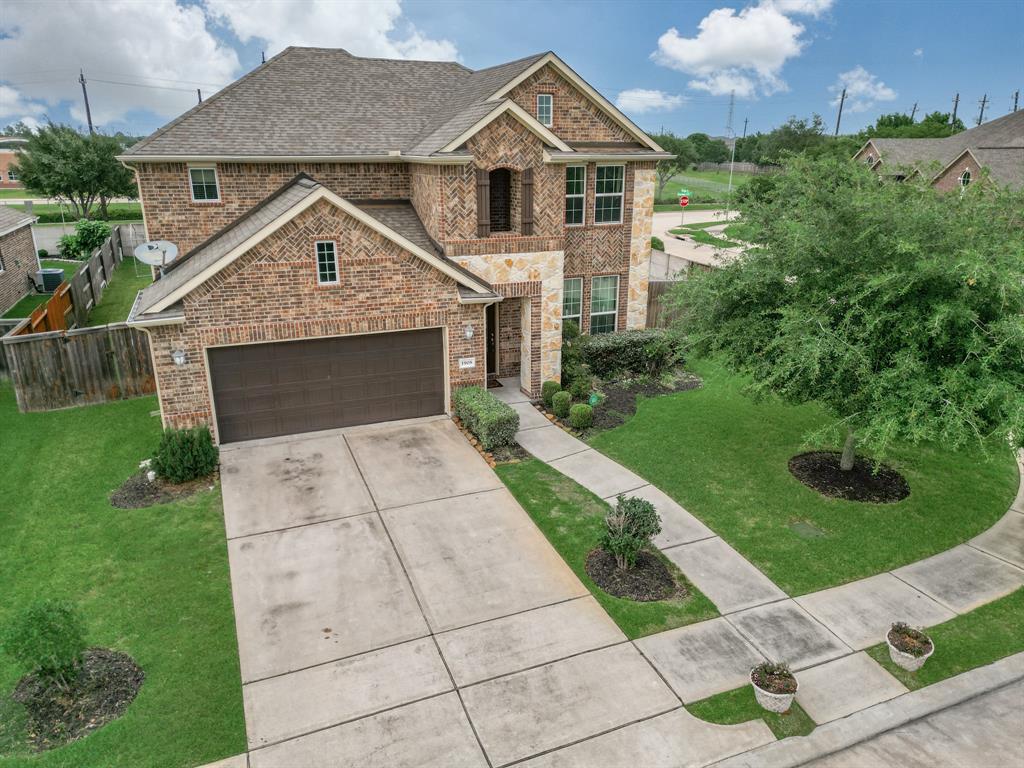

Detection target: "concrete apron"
[219, 418, 774, 768]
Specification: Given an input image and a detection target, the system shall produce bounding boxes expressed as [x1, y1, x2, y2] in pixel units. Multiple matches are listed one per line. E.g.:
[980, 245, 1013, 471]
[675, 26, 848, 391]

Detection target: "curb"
[710, 652, 1024, 768]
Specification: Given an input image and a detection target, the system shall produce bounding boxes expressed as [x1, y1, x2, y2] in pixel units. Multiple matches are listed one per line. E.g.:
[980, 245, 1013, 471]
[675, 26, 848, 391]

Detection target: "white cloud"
[0, 85, 48, 124]
[764, 0, 834, 17]
[913, 48, 924, 57]
[615, 88, 684, 114]
[652, 4, 809, 97]
[204, 0, 459, 61]
[0, 1, 241, 127]
[829, 66, 897, 113]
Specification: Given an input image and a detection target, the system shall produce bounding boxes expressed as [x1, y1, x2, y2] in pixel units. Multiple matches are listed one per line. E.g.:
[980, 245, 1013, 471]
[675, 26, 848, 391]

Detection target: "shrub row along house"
[123, 48, 668, 444]
[854, 109, 1024, 190]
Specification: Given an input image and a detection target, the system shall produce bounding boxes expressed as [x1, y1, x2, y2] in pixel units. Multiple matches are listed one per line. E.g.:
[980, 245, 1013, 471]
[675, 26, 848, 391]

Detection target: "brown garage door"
[208, 328, 445, 443]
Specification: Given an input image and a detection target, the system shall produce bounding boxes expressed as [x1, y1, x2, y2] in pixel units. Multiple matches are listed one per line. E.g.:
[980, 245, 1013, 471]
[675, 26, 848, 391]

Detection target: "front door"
[486, 303, 497, 378]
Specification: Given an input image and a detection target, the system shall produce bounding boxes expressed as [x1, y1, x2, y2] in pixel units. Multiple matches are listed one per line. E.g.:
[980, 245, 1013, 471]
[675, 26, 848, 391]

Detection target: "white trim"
[144, 186, 492, 314]
[536, 93, 553, 127]
[543, 151, 674, 163]
[458, 294, 502, 305]
[488, 53, 664, 152]
[119, 153, 475, 165]
[438, 100, 572, 153]
[564, 165, 586, 227]
[314, 239, 339, 285]
[589, 274, 619, 333]
[0, 215, 37, 238]
[562, 276, 583, 327]
[594, 164, 625, 225]
[188, 165, 220, 203]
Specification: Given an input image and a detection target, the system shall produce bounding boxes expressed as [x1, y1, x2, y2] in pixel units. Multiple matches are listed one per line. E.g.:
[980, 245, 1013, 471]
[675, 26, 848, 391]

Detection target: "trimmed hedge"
[453, 386, 520, 450]
[542, 380, 561, 408]
[569, 403, 593, 429]
[581, 328, 682, 379]
[151, 426, 219, 484]
[552, 391, 572, 418]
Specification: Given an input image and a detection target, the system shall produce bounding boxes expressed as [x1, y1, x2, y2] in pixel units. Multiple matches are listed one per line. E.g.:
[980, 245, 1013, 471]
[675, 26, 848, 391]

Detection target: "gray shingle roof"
[0, 205, 35, 233]
[970, 147, 1024, 187]
[124, 48, 549, 159]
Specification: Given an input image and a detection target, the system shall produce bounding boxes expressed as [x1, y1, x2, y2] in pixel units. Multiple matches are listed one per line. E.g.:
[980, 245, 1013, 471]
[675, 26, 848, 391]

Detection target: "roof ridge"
[470, 51, 549, 74]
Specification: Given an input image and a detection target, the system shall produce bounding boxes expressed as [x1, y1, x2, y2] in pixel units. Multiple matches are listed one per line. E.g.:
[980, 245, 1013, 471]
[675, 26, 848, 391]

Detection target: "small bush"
[453, 386, 520, 450]
[552, 390, 572, 418]
[74, 219, 112, 254]
[562, 319, 580, 341]
[651, 236, 664, 251]
[58, 233, 82, 259]
[569, 403, 593, 429]
[569, 376, 591, 400]
[541, 380, 562, 408]
[151, 426, 219, 484]
[1, 600, 87, 690]
[37, 248, 49, 258]
[600, 494, 661, 570]
[582, 328, 682, 379]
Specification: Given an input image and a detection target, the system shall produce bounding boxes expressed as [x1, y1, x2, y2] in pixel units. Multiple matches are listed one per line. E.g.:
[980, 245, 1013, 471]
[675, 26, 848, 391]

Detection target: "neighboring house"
[0, 206, 39, 314]
[122, 47, 669, 444]
[853, 110, 1024, 190]
[0, 137, 28, 190]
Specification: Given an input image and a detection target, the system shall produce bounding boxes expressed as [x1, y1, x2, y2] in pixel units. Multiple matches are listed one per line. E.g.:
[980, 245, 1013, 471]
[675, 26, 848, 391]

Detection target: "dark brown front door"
[208, 328, 445, 444]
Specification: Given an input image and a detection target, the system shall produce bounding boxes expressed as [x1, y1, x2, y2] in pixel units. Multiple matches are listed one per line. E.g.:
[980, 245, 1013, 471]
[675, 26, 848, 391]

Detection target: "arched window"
[959, 170, 971, 188]
[489, 168, 511, 232]
[864, 153, 875, 165]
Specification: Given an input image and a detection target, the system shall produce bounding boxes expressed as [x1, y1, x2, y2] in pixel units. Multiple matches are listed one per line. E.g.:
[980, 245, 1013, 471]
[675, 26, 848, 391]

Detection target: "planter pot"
[750, 670, 797, 713]
[887, 634, 934, 672]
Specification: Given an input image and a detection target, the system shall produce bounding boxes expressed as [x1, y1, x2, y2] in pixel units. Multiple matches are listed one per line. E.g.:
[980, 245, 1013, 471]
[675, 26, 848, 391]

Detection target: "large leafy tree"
[651, 132, 697, 200]
[864, 111, 966, 139]
[12, 122, 136, 218]
[671, 156, 1024, 467]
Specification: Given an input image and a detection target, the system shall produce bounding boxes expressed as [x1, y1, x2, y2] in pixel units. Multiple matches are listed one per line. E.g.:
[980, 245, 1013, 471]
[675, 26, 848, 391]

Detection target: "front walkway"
[509, 398, 1024, 747]
[211, 417, 772, 767]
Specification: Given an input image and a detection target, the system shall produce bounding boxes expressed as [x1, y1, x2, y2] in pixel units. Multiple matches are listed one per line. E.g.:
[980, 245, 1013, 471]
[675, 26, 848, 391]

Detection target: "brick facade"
[0, 223, 37, 313]
[932, 151, 982, 193]
[144, 199, 484, 441]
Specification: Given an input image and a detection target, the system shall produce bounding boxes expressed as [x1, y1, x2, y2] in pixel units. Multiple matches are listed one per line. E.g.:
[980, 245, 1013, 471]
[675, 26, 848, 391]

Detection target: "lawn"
[654, 202, 723, 213]
[9, 203, 143, 224]
[669, 228, 744, 249]
[659, 170, 753, 204]
[495, 458, 718, 639]
[589, 359, 1019, 596]
[686, 685, 815, 740]
[866, 588, 1024, 691]
[0, 384, 246, 767]
[0, 190, 42, 199]
[86, 257, 151, 326]
[1, 293, 48, 319]
[39, 259, 83, 274]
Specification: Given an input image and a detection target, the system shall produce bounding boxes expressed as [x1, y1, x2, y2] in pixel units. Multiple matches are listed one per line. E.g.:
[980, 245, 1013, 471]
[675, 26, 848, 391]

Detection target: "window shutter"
[476, 168, 490, 238]
[521, 168, 534, 236]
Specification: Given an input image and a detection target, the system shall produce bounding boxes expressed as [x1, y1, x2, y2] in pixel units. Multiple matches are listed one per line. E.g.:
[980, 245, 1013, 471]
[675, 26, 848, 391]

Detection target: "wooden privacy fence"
[646, 280, 681, 329]
[2, 321, 155, 412]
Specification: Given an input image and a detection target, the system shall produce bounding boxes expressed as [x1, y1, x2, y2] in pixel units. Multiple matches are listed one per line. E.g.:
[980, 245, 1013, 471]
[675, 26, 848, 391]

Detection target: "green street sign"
[678, 189, 692, 196]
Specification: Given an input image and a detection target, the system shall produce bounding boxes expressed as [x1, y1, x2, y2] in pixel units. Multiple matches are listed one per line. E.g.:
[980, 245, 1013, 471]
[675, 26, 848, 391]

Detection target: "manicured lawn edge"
[685, 685, 816, 740]
[85, 256, 152, 326]
[866, 588, 1024, 690]
[495, 458, 718, 639]
[1, 293, 48, 319]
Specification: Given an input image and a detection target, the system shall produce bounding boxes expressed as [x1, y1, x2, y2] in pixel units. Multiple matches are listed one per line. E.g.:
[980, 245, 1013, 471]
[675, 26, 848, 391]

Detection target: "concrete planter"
[750, 670, 798, 713]
[886, 633, 934, 672]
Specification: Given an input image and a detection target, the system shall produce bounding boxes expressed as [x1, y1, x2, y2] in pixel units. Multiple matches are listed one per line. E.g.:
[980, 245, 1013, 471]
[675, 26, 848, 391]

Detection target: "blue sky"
[1, 0, 1021, 139]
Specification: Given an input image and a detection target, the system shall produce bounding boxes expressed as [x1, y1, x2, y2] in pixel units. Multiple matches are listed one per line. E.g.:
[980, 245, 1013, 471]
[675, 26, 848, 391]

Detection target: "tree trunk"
[840, 430, 856, 471]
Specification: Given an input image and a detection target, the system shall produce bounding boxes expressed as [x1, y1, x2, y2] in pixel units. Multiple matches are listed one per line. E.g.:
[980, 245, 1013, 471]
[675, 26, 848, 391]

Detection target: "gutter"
[117, 153, 475, 166]
[0, 215, 39, 238]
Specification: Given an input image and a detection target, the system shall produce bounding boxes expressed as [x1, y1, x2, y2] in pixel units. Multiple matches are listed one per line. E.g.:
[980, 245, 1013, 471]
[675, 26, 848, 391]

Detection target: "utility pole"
[742, 117, 748, 138]
[725, 91, 737, 220]
[910, 102, 918, 121]
[261, 50, 266, 64]
[950, 93, 959, 127]
[1013, 90, 1020, 112]
[78, 69, 94, 134]
[977, 93, 988, 125]
[834, 87, 846, 136]
[197, 88, 203, 104]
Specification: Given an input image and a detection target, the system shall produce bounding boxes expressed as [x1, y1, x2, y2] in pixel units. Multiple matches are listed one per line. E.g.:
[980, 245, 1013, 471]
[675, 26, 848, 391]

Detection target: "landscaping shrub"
[562, 319, 580, 341]
[600, 494, 662, 570]
[74, 219, 112, 254]
[542, 380, 561, 408]
[569, 376, 591, 400]
[582, 328, 682, 379]
[552, 390, 572, 418]
[151, 426, 219, 484]
[1, 600, 87, 690]
[58, 233, 82, 259]
[37, 248, 48, 258]
[453, 386, 520, 450]
[651, 235, 664, 251]
[569, 403, 593, 429]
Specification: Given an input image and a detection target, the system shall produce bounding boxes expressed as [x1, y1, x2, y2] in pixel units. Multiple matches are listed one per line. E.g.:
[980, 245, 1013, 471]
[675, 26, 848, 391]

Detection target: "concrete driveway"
[219, 417, 771, 767]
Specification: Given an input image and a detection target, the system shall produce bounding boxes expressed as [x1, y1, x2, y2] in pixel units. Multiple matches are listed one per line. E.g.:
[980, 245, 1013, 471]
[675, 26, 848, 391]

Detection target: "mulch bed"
[585, 548, 683, 602]
[788, 451, 910, 503]
[591, 372, 702, 432]
[11, 648, 144, 752]
[110, 470, 217, 509]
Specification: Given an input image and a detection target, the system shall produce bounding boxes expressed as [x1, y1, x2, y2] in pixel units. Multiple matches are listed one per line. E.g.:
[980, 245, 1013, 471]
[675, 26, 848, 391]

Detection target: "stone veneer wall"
[627, 167, 655, 328]
[0, 224, 37, 313]
[145, 198, 483, 441]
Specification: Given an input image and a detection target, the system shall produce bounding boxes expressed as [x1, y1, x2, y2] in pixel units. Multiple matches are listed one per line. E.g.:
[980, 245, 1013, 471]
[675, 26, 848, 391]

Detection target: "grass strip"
[686, 685, 816, 740]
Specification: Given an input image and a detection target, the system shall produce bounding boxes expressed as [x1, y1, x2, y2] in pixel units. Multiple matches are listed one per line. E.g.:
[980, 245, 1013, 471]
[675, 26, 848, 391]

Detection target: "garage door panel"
[208, 329, 445, 443]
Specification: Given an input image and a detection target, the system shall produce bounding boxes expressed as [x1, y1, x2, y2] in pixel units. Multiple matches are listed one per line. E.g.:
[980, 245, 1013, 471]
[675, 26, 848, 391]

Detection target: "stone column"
[627, 167, 655, 329]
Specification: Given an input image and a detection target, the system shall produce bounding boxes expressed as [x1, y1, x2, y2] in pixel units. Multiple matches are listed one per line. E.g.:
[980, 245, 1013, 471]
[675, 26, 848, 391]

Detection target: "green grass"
[722, 222, 758, 242]
[1, 293, 48, 319]
[85, 257, 151, 326]
[686, 685, 816, 740]
[9, 203, 142, 223]
[669, 229, 744, 249]
[0, 190, 42, 199]
[654, 202, 723, 213]
[659, 170, 754, 204]
[495, 458, 718, 638]
[866, 588, 1024, 691]
[39, 259, 83, 275]
[589, 359, 1019, 595]
[0, 384, 246, 766]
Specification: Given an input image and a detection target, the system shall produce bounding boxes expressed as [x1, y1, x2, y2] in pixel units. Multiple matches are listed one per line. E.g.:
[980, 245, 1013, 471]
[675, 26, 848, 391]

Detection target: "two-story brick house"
[123, 48, 669, 443]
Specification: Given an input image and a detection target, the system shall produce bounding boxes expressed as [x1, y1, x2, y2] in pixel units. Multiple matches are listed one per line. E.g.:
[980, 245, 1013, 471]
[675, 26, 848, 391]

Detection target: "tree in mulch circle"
[1, 600, 144, 752]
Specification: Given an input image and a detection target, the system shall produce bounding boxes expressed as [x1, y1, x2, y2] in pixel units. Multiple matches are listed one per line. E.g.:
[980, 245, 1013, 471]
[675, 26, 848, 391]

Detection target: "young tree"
[12, 122, 136, 218]
[651, 133, 697, 200]
[601, 495, 661, 570]
[672, 156, 1024, 468]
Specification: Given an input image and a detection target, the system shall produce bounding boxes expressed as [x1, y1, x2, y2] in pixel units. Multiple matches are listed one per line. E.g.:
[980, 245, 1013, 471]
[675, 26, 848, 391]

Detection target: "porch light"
[170, 349, 188, 366]
[464, 325, 475, 340]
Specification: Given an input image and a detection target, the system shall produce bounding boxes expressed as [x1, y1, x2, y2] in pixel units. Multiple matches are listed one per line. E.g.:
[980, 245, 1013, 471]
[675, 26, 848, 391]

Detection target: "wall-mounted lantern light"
[170, 349, 188, 366]
[464, 325, 475, 340]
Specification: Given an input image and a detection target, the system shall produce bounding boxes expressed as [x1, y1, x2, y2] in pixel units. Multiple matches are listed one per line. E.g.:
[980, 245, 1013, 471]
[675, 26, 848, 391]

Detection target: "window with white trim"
[562, 277, 582, 330]
[315, 240, 338, 284]
[864, 154, 875, 165]
[564, 165, 585, 226]
[594, 165, 624, 224]
[959, 170, 971, 188]
[189, 167, 219, 202]
[590, 275, 618, 334]
[537, 93, 553, 127]
[7, 169, 17, 181]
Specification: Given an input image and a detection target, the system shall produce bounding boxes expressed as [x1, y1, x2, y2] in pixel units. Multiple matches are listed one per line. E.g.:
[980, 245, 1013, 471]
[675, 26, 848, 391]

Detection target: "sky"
[1, 0, 1021, 140]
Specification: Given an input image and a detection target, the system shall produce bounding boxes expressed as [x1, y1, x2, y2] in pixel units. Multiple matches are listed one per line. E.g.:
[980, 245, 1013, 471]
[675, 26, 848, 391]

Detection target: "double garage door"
[208, 328, 445, 443]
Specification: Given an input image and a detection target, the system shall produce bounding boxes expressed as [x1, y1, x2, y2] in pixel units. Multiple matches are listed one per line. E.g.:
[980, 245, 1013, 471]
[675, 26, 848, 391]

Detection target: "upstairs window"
[594, 165, 624, 224]
[537, 93, 553, 127]
[959, 170, 971, 188]
[189, 167, 219, 202]
[565, 166, 585, 226]
[316, 240, 338, 284]
[489, 168, 512, 232]
[864, 153, 875, 165]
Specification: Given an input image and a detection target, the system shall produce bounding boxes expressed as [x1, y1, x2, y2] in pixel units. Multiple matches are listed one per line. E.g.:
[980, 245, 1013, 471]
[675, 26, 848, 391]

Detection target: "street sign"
[679, 195, 690, 207]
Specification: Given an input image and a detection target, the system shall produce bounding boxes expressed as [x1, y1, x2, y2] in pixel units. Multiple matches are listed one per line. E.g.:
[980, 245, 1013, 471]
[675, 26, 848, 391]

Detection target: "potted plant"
[750, 660, 798, 713]
[886, 622, 934, 672]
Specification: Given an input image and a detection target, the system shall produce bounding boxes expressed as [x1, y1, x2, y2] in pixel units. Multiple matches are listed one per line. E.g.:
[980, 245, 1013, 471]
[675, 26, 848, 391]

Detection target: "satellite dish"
[134, 240, 179, 270]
